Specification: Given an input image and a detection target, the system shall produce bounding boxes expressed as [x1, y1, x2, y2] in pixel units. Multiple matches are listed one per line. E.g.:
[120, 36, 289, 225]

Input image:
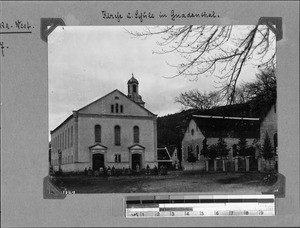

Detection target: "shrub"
[201, 138, 209, 158]
[261, 133, 274, 159]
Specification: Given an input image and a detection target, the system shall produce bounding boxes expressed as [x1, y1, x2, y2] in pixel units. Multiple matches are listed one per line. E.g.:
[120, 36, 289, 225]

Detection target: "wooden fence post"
[205, 160, 209, 172]
[235, 158, 238, 172]
[246, 156, 250, 172]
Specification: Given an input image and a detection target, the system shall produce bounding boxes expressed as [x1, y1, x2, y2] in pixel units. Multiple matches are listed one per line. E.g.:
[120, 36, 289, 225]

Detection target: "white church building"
[50, 75, 158, 172]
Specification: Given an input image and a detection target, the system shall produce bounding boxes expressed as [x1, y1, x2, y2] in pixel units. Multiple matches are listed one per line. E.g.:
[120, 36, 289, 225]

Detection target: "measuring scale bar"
[125, 194, 275, 218]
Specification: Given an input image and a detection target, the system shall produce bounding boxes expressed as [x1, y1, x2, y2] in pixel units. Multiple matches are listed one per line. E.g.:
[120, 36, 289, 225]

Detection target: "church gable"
[182, 119, 205, 142]
[78, 90, 155, 117]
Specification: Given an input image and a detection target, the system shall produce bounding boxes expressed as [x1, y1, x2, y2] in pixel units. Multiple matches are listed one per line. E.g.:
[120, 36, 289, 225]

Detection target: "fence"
[204, 157, 277, 172]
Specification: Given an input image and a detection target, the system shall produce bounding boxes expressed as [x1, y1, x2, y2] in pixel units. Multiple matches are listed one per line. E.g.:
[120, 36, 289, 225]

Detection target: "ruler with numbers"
[125, 194, 275, 218]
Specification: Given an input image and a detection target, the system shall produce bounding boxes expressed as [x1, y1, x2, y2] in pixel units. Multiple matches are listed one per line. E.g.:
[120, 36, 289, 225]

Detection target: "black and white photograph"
[48, 25, 279, 194]
[2, 1, 300, 227]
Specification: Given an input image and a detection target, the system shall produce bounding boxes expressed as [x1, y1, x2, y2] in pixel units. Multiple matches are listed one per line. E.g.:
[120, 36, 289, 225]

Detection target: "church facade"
[50, 75, 158, 172]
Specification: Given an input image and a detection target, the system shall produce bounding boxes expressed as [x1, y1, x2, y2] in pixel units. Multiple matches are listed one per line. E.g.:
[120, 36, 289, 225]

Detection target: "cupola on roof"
[127, 73, 139, 84]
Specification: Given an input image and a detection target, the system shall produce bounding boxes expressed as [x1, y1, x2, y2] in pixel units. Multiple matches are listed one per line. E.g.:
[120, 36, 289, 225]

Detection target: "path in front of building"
[54, 171, 276, 194]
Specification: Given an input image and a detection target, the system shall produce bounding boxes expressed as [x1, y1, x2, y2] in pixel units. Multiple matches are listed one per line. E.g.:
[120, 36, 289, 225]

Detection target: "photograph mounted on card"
[47, 23, 283, 196]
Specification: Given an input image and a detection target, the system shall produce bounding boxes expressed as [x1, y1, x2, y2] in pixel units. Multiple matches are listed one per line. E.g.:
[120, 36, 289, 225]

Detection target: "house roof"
[157, 148, 172, 161]
[166, 145, 176, 157]
[192, 115, 260, 138]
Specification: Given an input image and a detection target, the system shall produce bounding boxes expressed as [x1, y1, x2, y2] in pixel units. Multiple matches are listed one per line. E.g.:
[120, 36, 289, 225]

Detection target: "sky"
[48, 25, 274, 134]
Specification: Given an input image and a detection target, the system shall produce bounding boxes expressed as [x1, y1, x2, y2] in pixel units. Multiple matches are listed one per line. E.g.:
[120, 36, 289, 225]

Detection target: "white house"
[260, 104, 278, 155]
[181, 115, 260, 170]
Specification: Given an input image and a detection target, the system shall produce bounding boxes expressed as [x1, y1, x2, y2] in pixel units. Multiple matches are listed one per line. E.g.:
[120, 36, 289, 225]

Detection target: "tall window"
[116, 103, 119, 113]
[133, 84, 137, 92]
[62, 133, 64, 149]
[68, 128, 70, 148]
[111, 104, 114, 113]
[71, 126, 73, 147]
[133, 126, 140, 143]
[114, 125, 121, 145]
[120, 105, 123, 113]
[196, 145, 199, 160]
[95, 125, 101, 143]
[65, 130, 67, 149]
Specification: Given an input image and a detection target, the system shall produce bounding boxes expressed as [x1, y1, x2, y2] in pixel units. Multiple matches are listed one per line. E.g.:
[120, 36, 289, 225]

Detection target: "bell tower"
[127, 74, 145, 107]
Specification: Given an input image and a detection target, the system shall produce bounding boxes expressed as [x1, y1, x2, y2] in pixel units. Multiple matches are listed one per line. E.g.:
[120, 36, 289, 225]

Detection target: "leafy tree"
[247, 146, 256, 157]
[128, 25, 276, 104]
[236, 137, 248, 157]
[261, 133, 274, 159]
[207, 144, 219, 160]
[201, 138, 209, 158]
[208, 137, 230, 160]
[216, 137, 230, 159]
[236, 137, 256, 157]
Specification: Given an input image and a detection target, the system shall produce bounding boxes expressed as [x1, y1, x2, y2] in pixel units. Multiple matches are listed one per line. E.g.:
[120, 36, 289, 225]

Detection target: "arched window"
[116, 103, 119, 113]
[95, 125, 101, 143]
[120, 105, 123, 113]
[196, 145, 199, 160]
[133, 84, 137, 93]
[133, 126, 140, 143]
[114, 125, 121, 145]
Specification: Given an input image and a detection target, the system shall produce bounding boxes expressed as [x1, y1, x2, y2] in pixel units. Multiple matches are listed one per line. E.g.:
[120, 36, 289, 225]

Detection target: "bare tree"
[175, 90, 221, 110]
[174, 66, 276, 110]
[127, 25, 276, 104]
[241, 66, 276, 103]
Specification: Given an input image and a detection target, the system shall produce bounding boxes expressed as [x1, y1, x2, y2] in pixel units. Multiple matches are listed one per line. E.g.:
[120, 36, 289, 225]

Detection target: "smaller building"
[260, 104, 278, 155]
[157, 147, 173, 169]
[169, 147, 179, 167]
[181, 115, 260, 170]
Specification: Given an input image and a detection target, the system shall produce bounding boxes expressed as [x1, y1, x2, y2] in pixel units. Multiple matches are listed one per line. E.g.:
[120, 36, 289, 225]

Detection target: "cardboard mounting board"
[1, 1, 299, 227]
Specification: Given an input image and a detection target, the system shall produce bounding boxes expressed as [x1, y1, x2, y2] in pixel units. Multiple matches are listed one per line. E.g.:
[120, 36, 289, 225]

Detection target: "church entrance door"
[132, 153, 141, 170]
[92, 153, 104, 171]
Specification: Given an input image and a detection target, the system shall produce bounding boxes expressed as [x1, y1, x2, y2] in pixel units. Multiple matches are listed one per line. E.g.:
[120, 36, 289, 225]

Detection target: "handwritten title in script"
[100, 10, 220, 23]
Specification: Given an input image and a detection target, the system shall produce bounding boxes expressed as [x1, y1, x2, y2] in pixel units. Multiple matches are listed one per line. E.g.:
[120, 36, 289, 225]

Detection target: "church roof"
[51, 89, 156, 133]
[127, 74, 139, 84]
[77, 89, 156, 116]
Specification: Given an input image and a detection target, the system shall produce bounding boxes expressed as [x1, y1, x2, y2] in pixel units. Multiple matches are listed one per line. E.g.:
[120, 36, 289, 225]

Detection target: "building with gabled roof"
[50, 75, 158, 172]
[181, 115, 261, 170]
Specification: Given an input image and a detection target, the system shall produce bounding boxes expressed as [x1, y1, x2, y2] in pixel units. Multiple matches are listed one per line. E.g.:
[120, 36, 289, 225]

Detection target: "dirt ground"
[52, 171, 278, 194]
